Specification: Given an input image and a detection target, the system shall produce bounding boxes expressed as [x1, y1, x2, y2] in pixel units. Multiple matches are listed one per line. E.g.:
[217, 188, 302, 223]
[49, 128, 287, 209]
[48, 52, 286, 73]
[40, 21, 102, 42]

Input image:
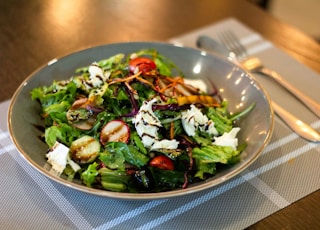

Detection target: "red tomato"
[149, 155, 174, 170]
[129, 57, 156, 74]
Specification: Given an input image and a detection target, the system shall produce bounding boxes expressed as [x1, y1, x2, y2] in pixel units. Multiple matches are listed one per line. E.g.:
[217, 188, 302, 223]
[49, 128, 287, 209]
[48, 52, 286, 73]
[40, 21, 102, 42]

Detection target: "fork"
[218, 31, 320, 118]
[216, 31, 320, 142]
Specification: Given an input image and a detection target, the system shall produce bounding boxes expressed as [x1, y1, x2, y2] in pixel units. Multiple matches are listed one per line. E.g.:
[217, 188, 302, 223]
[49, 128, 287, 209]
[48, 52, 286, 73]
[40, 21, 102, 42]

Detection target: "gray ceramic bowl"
[8, 42, 274, 199]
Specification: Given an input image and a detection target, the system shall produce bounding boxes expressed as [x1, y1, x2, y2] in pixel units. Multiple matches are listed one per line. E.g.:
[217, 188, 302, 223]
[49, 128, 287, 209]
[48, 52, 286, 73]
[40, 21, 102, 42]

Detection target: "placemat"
[1, 18, 320, 230]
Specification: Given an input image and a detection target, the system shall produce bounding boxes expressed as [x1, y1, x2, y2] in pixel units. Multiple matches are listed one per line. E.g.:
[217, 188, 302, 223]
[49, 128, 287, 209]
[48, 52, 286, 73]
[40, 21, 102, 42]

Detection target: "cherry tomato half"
[149, 155, 174, 170]
[129, 57, 156, 74]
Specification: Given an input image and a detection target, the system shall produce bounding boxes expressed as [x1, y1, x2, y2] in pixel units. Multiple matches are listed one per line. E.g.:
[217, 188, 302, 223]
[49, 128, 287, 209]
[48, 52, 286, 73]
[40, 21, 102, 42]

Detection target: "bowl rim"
[7, 41, 274, 200]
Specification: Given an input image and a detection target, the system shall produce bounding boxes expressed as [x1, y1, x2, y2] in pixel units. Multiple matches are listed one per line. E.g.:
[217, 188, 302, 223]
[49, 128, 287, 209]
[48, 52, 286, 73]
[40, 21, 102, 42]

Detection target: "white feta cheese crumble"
[150, 139, 179, 150]
[204, 120, 219, 136]
[133, 98, 179, 150]
[181, 104, 218, 136]
[214, 127, 241, 150]
[87, 63, 109, 88]
[132, 98, 161, 148]
[137, 125, 158, 148]
[67, 154, 81, 172]
[46, 142, 69, 175]
[46, 142, 80, 175]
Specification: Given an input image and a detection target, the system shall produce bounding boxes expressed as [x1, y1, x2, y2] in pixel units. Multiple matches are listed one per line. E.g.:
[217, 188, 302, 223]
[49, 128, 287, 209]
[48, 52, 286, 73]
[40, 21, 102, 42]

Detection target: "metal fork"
[218, 31, 320, 142]
[219, 31, 320, 118]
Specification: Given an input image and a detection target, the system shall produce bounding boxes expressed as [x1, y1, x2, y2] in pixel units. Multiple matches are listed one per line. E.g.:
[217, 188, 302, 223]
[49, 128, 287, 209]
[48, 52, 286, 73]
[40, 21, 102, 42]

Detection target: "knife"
[196, 35, 320, 142]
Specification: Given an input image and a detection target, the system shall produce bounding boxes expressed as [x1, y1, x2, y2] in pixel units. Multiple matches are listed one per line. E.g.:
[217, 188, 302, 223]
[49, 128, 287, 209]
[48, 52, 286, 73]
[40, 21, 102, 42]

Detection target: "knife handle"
[258, 67, 320, 118]
[271, 101, 320, 142]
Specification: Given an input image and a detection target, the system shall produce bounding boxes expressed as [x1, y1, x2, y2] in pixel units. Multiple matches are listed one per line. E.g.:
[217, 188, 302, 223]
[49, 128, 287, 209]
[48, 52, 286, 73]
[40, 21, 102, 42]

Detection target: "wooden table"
[1, 0, 319, 228]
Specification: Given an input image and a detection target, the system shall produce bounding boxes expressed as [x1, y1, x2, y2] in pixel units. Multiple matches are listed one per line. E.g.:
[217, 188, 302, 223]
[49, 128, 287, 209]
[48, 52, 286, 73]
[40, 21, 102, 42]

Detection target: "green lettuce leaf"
[206, 101, 233, 135]
[45, 123, 81, 148]
[31, 81, 77, 109]
[193, 158, 216, 179]
[192, 145, 240, 165]
[81, 162, 99, 187]
[105, 142, 149, 168]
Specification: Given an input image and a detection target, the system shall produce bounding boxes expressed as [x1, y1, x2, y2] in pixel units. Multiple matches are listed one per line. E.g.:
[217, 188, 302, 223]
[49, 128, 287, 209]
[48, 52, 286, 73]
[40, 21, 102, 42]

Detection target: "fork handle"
[256, 67, 320, 118]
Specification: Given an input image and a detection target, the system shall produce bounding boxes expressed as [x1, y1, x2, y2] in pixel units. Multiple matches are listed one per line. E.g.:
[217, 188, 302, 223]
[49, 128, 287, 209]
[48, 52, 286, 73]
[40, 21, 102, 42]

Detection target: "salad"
[31, 49, 254, 193]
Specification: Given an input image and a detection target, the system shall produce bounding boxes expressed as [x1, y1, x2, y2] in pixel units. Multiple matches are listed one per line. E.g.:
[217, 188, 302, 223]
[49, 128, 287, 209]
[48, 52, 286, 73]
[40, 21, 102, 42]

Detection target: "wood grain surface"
[1, 0, 319, 228]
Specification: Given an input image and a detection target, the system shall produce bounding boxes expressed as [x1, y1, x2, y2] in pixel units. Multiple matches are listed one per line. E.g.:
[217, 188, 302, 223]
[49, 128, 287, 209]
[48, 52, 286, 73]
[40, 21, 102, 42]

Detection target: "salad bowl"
[8, 42, 274, 199]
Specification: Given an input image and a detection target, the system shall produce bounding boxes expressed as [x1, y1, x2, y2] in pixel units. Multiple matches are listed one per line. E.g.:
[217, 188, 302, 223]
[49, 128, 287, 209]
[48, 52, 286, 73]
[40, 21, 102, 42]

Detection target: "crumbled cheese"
[133, 98, 178, 150]
[181, 104, 218, 136]
[202, 120, 219, 136]
[136, 124, 158, 148]
[181, 104, 202, 136]
[132, 98, 161, 147]
[46, 142, 69, 175]
[46, 142, 80, 175]
[87, 63, 109, 88]
[150, 139, 179, 150]
[214, 127, 241, 150]
[67, 154, 81, 172]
